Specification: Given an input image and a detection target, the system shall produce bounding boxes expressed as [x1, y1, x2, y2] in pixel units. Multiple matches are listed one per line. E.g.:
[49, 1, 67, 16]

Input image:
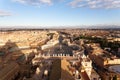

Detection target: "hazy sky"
[0, 0, 120, 28]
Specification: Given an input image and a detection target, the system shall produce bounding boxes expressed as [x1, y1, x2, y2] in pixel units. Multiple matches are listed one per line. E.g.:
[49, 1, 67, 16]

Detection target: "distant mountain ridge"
[0, 25, 120, 30]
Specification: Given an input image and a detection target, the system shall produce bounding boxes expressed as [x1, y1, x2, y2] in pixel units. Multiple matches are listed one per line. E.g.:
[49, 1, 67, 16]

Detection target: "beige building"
[88, 43, 120, 80]
[89, 49, 120, 67]
[81, 54, 101, 80]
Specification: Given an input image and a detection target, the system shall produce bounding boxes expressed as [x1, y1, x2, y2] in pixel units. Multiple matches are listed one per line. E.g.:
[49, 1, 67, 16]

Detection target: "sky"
[0, 0, 120, 28]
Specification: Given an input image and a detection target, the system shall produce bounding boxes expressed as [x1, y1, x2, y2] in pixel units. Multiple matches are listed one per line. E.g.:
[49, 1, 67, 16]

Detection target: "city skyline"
[0, 0, 120, 28]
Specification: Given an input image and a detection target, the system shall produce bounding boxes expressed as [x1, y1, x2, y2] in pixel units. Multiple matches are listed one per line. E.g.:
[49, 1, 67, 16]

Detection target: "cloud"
[69, 0, 120, 9]
[0, 10, 12, 17]
[12, 0, 53, 6]
[12, 0, 66, 6]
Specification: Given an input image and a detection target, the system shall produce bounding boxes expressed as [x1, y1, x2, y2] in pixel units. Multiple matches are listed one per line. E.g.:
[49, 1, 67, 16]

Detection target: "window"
[93, 78, 97, 80]
[85, 63, 87, 66]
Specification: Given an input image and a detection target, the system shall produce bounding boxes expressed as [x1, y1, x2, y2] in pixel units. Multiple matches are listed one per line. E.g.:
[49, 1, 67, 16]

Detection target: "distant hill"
[0, 25, 120, 31]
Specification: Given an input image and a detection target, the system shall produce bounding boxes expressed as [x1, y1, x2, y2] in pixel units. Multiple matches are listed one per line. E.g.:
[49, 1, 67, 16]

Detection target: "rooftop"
[0, 62, 19, 80]
[109, 65, 120, 74]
